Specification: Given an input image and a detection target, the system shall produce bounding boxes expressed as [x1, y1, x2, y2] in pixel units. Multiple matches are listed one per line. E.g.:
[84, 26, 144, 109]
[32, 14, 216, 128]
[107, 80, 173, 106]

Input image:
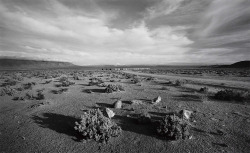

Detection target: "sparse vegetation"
[74, 109, 122, 143]
[156, 114, 190, 140]
[200, 87, 208, 93]
[214, 89, 250, 102]
[0, 86, 17, 96]
[105, 84, 125, 93]
[175, 79, 184, 86]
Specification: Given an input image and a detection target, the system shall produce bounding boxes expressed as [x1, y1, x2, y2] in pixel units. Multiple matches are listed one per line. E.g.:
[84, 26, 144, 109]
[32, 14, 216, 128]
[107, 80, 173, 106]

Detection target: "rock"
[152, 96, 161, 104]
[113, 100, 122, 109]
[104, 108, 115, 118]
[211, 117, 219, 122]
[131, 100, 143, 105]
[216, 129, 225, 136]
[179, 110, 193, 120]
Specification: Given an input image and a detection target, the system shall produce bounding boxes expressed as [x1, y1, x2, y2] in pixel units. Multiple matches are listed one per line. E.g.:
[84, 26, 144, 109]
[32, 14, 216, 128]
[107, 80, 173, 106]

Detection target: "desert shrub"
[105, 84, 124, 93]
[36, 92, 45, 100]
[156, 114, 190, 140]
[214, 89, 250, 102]
[23, 82, 35, 90]
[61, 80, 75, 87]
[75, 109, 122, 143]
[1, 79, 17, 87]
[161, 86, 168, 90]
[59, 76, 68, 82]
[88, 78, 103, 86]
[175, 80, 184, 86]
[146, 77, 155, 81]
[73, 75, 81, 80]
[44, 80, 52, 84]
[0, 86, 17, 96]
[132, 77, 141, 84]
[200, 87, 208, 93]
[25, 92, 35, 100]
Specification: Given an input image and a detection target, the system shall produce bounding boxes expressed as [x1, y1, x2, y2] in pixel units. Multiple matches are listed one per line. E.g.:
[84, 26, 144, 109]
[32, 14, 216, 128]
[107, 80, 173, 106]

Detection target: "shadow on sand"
[83, 88, 106, 93]
[113, 115, 166, 140]
[32, 113, 83, 141]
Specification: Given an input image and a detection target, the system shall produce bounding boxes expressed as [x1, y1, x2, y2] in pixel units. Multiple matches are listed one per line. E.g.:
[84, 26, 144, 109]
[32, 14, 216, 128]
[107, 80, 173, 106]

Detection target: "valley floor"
[0, 70, 249, 153]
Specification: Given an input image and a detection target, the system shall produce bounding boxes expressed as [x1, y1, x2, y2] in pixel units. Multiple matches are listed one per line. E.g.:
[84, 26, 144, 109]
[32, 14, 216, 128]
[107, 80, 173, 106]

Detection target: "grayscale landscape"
[0, 0, 250, 153]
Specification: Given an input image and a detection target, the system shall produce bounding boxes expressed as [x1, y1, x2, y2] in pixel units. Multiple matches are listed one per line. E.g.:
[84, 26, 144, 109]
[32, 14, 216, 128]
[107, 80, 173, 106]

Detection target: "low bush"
[1, 79, 17, 87]
[175, 80, 184, 86]
[23, 82, 36, 90]
[200, 87, 208, 93]
[214, 89, 250, 102]
[36, 92, 45, 100]
[75, 109, 122, 143]
[132, 77, 141, 84]
[156, 114, 190, 140]
[61, 80, 75, 87]
[0, 86, 17, 96]
[88, 78, 103, 86]
[105, 84, 124, 93]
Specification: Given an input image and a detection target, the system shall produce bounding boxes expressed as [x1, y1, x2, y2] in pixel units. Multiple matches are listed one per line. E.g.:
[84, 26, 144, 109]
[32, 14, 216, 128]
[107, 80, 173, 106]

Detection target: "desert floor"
[0, 69, 249, 153]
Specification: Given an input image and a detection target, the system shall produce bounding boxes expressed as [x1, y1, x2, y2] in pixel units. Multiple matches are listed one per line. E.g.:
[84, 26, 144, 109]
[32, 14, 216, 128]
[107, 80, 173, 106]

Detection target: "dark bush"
[175, 80, 184, 86]
[200, 87, 208, 93]
[0, 86, 17, 96]
[75, 109, 122, 143]
[214, 89, 249, 102]
[156, 114, 190, 140]
[105, 84, 124, 93]
[36, 92, 45, 100]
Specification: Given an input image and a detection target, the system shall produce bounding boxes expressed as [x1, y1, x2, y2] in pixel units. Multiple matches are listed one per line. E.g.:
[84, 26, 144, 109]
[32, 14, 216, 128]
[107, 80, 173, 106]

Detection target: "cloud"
[0, 0, 249, 65]
[196, 0, 250, 38]
[186, 0, 250, 63]
[0, 0, 193, 65]
[145, 0, 185, 19]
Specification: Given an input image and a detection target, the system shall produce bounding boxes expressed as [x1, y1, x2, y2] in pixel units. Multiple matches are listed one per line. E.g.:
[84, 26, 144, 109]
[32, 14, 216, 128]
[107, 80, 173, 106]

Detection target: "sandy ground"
[0, 70, 249, 153]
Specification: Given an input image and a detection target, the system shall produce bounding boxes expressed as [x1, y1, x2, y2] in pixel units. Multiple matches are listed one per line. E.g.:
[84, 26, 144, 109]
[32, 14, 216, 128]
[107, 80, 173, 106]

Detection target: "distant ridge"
[0, 58, 77, 70]
[216, 61, 250, 68]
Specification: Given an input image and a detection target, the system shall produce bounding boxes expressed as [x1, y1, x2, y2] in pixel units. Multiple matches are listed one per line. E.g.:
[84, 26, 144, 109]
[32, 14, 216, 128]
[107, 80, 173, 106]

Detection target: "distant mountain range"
[0, 58, 77, 70]
[0, 58, 249, 70]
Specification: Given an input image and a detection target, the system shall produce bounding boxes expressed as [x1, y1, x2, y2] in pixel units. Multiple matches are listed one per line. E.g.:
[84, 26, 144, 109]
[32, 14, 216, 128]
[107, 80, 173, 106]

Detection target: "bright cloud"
[0, 0, 249, 65]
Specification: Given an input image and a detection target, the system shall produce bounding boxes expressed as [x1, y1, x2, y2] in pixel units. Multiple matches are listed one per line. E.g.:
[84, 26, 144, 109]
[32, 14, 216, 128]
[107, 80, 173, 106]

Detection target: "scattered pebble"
[211, 118, 219, 122]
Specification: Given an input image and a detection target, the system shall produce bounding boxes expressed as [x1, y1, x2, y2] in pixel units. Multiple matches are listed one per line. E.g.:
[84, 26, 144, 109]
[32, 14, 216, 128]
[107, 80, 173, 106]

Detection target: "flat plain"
[0, 67, 249, 153]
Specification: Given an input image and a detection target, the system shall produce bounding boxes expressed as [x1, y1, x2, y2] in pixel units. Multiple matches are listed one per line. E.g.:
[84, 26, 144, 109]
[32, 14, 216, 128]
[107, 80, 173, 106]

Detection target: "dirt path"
[123, 70, 250, 90]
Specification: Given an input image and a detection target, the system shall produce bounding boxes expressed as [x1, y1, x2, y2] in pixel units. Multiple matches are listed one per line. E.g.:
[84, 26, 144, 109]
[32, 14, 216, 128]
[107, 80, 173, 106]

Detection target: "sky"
[0, 0, 250, 65]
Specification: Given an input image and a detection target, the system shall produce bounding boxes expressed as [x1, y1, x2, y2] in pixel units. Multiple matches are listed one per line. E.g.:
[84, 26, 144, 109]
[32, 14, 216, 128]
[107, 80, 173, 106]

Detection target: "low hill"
[229, 61, 250, 68]
[0, 58, 77, 70]
[214, 61, 250, 68]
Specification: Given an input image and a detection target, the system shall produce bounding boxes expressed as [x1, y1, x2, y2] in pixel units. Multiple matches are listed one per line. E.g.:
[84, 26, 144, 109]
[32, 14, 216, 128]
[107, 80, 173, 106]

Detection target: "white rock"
[104, 108, 115, 118]
[152, 96, 161, 104]
[113, 100, 122, 109]
[180, 110, 193, 120]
